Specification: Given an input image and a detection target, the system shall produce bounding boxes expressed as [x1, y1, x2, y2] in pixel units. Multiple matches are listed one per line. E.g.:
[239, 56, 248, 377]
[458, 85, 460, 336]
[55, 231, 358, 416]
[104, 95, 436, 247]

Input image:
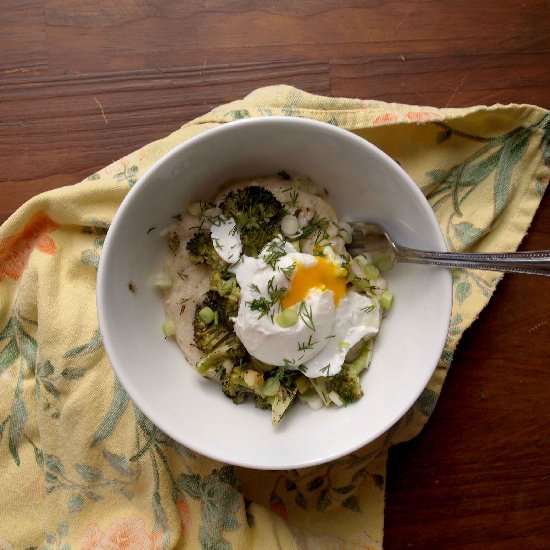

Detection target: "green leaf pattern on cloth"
[0, 86, 548, 549]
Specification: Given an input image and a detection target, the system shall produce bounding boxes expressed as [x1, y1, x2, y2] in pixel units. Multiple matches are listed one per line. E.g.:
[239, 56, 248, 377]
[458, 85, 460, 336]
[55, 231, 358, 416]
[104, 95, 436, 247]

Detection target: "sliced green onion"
[349, 340, 374, 375]
[152, 272, 172, 289]
[328, 391, 344, 407]
[196, 359, 210, 376]
[374, 255, 394, 272]
[338, 341, 351, 349]
[162, 319, 175, 337]
[281, 214, 299, 237]
[306, 393, 324, 410]
[380, 290, 394, 310]
[350, 258, 366, 279]
[261, 377, 281, 397]
[354, 254, 371, 267]
[363, 264, 380, 280]
[339, 222, 353, 244]
[186, 201, 202, 216]
[276, 308, 298, 328]
[354, 279, 373, 294]
[198, 306, 214, 325]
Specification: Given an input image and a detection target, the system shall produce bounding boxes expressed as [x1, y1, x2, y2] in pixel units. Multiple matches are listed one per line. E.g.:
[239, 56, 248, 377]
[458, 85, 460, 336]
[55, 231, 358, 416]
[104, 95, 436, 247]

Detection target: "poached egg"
[232, 237, 381, 377]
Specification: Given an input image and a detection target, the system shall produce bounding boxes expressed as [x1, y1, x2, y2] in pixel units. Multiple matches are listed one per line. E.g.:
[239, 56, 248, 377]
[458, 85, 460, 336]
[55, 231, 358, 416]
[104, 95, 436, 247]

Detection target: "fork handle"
[396, 247, 550, 277]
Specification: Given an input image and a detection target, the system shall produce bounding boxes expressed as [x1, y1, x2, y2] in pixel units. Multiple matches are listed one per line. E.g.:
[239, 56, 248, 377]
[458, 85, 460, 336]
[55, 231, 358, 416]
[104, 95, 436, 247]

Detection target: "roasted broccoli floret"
[193, 291, 247, 375]
[326, 364, 364, 405]
[186, 230, 225, 268]
[209, 270, 240, 306]
[196, 342, 246, 375]
[193, 291, 239, 352]
[220, 366, 256, 404]
[198, 290, 238, 328]
[220, 186, 285, 256]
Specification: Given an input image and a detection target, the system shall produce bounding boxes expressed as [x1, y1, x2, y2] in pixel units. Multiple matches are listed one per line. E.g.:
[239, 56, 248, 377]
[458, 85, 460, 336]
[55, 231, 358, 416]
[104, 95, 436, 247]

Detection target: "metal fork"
[348, 223, 550, 277]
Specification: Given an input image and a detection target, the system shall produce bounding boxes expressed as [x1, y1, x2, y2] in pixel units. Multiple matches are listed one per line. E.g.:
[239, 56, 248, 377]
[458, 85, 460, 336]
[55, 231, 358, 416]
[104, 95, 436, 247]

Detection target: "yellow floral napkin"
[0, 85, 548, 550]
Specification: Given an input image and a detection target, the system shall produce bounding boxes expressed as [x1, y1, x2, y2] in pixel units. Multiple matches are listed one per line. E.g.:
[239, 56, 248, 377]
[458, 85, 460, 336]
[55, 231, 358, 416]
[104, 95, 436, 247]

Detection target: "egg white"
[302, 291, 381, 377]
[233, 237, 382, 377]
[210, 217, 242, 264]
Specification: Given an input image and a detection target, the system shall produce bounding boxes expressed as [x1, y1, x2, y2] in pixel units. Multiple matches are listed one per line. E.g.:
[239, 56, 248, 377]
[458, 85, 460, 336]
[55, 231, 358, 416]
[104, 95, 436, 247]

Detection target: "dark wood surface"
[2, 2, 549, 548]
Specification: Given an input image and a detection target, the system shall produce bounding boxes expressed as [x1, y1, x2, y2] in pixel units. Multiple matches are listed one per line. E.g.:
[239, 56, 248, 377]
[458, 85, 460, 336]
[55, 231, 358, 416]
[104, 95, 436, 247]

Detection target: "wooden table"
[2, 2, 549, 547]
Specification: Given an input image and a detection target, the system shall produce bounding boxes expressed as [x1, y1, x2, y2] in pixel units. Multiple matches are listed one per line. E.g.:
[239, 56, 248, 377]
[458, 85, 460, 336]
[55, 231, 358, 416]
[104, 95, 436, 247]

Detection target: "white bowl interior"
[98, 118, 452, 469]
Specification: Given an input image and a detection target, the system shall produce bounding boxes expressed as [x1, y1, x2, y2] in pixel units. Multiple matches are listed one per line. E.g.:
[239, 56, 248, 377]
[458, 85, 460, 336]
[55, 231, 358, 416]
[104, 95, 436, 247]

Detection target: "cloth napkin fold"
[0, 85, 548, 550]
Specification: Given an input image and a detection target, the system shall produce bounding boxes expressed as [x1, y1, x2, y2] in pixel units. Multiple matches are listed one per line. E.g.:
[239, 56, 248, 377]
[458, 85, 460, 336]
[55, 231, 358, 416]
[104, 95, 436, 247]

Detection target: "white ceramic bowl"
[98, 117, 452, 470]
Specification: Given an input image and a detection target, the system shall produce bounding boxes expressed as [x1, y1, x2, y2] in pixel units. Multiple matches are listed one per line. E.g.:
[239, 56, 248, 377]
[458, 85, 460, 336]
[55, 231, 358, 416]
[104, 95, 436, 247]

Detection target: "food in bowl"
[98, 116, 452, 468]
[155, 173, 395, 425]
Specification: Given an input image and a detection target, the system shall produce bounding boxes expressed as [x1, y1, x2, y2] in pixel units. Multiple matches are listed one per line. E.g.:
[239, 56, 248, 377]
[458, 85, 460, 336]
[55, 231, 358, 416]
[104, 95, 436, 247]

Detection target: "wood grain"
[1, 1, 549, 547]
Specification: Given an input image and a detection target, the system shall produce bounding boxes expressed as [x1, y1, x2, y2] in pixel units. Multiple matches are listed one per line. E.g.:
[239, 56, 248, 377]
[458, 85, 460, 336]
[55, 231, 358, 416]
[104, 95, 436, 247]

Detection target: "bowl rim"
[97, 116, 453, 469]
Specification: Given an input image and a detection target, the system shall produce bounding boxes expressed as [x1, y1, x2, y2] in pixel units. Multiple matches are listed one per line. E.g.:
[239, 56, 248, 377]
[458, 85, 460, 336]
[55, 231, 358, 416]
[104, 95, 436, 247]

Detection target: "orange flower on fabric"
[406, 111, 442, 122]
[372, 113, 398, 125]
[0, 211, 59, 281]
[81, 525, 104, 550]
[176, 498, 192, 532]
[81, 518, 160, 550]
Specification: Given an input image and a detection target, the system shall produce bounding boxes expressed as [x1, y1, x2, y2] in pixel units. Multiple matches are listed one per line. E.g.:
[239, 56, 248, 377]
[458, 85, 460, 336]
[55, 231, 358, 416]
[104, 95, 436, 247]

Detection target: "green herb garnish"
[262, 238, 286, 269]
[285, 190, 299, 209]
[298, 300, 315, 331]
[320, 364, 331, 376]
[301, 215, 330, 242]
[297, 335, 317, 352]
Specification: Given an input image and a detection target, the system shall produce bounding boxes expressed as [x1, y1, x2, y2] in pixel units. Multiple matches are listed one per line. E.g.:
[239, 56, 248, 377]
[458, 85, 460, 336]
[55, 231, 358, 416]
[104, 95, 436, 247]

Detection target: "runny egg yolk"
[282, 257, 347, 309]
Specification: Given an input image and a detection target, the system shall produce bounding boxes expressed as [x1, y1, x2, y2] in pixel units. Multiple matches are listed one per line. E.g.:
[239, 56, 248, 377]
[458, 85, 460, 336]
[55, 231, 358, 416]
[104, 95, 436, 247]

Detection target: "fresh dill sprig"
[300, 215, 330, 243]
[320, 364, 331, 376]
[246, 277, 286, 320]
[267, 276, 287, 305]
[212, 237, 223, 250]
[199, 201, 215, 218]
[298, 300, 315, 331]
[246, 297, 272, 318]
[279, 263, 295, 281]
[297, 364, 308, 374]
[361, 304, 376, 313]
[285, 190, 299, 209]
[177, 269, 188, 281]
[272, 364, 296, 387]
[262, 238, 286, 269]
[297, 335, 317, 352]
[189, 220, 205, 232]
